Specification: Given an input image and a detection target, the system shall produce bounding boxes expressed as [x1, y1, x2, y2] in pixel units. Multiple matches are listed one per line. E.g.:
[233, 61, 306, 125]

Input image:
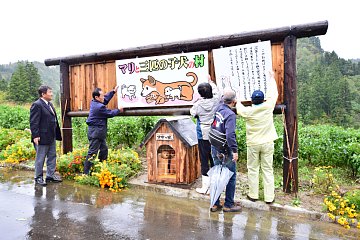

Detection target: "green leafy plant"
[0, 128, 30, 150]
[299, 124, 360, 177]
[0, 137, 36, 163]
[0, 105, 30, 130]
[57, 147, 141, 192]
[57, 147, 87, 179]
[291, 197, 301, 207]
[311, 166, 336, 194]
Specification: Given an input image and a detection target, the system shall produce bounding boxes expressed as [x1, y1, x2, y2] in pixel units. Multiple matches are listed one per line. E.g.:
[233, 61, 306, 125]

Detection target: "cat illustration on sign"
[140, 72, 198, 105]
[121, 84, 136, 100]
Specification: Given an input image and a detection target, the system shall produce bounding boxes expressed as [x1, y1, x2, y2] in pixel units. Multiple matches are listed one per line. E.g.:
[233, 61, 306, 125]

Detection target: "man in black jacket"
[83, 86, 123, 174]
[30, 85, 62, 186]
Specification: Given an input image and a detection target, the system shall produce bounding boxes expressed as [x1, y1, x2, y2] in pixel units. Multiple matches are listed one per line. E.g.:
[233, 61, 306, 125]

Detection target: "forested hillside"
[297, 37, 360, 128]
[0, 61, 60, 94]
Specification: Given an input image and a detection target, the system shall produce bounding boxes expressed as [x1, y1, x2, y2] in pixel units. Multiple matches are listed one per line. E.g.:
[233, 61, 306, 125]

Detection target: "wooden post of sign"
[60, 61, 73, 154]
[283, 35, 299, 193]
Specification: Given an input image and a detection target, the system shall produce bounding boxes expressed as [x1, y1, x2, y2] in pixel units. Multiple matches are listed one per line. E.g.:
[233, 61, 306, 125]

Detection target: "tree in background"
[8, 61, 42, 103]
[0, 73, 7, 91]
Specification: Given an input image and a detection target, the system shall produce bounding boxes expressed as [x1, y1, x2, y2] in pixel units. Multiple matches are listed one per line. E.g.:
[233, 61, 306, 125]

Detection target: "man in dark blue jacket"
[83, 86, 123, 174]
[209, 88, 241, 212]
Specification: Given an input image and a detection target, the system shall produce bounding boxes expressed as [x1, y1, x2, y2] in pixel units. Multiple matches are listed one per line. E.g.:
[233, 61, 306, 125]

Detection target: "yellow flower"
[327, 213, 335, 220]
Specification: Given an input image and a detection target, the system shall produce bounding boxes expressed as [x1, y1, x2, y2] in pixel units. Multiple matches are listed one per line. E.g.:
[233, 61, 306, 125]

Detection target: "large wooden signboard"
[115, 51, 209, 108]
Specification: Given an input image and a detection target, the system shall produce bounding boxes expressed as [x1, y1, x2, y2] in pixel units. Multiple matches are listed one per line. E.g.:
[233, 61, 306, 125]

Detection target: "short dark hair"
[197, 83, 213, 99]
[92, 88, 102, 99]
[38, 85, 52, 97]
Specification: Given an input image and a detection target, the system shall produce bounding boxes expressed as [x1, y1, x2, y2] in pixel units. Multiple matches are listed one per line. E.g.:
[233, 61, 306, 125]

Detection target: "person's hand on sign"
[207, 74, 214, 84]
[269, 70, 275, 80]
[113, 85, 119, 93]
[118, 105, 124, 113]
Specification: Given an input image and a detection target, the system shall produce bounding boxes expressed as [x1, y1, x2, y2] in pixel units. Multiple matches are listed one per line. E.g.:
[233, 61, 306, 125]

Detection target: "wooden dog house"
[141, 116, 200, 185]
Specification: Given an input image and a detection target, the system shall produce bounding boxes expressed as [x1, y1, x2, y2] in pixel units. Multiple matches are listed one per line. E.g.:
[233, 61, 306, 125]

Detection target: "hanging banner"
[213, 41, 273, 101]
[115, 51, 209, 108]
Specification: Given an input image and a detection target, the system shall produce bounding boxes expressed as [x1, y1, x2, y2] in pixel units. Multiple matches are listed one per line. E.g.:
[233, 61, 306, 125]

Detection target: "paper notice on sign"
[213, 41, 273, 101]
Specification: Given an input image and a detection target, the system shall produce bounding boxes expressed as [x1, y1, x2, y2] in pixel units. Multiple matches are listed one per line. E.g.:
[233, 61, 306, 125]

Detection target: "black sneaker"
[210, 204, 223, 212]
[34, 178, 47, 186]
[46, 176, 63, 183]
[223, 205, 242, 212]
[265, 199, 275, 204]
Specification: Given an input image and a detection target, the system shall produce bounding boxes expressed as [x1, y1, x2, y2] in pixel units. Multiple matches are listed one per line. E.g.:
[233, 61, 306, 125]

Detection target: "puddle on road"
[0, 168, 358, 239]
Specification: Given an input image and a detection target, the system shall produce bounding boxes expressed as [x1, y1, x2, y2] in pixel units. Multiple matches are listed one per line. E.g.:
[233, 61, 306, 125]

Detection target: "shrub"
[0, 137, 36, 163]
[57, 147, 142, 192]
[71, 118, 88, 148]
[71, 116, 159, 149]
[311, 166, 337, 194]
[57, 147, 88, 179]
[0, 105, 30, 130]
[107, 116, 159, 148]
[299, 124, 360, 177]
[0, 128, 30, 150]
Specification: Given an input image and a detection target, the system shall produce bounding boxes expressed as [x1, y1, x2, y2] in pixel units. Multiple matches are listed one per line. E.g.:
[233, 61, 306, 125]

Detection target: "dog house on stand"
[141, 116, 201, 185]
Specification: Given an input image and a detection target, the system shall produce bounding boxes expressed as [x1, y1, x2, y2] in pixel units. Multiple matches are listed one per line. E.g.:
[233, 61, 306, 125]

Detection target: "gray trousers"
[34, 140, 57, 179]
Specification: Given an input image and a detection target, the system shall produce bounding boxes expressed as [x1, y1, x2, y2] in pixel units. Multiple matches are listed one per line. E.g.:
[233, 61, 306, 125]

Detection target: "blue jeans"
[211, 146, 237, 208]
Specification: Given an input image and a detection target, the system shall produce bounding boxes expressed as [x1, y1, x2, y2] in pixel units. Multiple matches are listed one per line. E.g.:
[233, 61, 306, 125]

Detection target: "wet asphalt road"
[0, 169, 359, 240]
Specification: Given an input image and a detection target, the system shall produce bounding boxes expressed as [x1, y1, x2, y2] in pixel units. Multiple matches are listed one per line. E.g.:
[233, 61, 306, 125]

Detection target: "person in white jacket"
[236, 71, 279, 204]
[190, 76, 220, 194]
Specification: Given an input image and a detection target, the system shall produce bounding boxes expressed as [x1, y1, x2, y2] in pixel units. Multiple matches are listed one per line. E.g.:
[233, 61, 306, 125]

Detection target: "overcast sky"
[0, 0, 358, 65]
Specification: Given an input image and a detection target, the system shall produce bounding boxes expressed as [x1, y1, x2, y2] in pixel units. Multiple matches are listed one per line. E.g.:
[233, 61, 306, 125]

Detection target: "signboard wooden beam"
[60, 61, 73, 154]
[283, 35, 299, 193]
[45, 21, 328, 66]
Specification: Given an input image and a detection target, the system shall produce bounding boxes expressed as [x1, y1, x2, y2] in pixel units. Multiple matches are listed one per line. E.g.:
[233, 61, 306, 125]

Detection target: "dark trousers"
[211, 146, 236, 208]
[34, 140, 57, 179]
[83, 138, 108, 174]
[198, 139, 214, 176]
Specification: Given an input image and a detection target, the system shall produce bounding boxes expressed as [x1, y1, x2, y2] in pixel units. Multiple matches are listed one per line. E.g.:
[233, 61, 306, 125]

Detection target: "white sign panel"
[213, 41, 273, 101]
[116, 51, 209, 108]
[156, 133, 174, 141]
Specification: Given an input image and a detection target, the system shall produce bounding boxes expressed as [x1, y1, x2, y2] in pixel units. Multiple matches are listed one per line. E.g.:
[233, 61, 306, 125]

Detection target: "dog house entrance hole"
[157, 145, 176, 177]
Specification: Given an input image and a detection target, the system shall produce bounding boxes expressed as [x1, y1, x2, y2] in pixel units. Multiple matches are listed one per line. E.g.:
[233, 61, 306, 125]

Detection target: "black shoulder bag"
[209, 127, 228, 152]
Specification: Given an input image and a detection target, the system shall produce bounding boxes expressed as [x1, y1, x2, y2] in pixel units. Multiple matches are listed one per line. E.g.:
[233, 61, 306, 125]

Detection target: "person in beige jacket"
[236, 71, 278, 204]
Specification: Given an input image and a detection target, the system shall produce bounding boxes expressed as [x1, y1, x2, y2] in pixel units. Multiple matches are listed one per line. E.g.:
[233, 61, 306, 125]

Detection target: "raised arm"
[266, 71, 279, 106]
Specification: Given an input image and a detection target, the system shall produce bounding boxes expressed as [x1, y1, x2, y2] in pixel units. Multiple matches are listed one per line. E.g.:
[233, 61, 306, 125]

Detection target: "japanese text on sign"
[115, 51, 209, 108]
[213, 41, 273, 101]
[156, 133, 174, 141]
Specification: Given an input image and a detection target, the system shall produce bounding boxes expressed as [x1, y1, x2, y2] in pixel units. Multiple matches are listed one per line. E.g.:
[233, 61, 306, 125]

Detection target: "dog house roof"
[140, 116, 198, 148]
